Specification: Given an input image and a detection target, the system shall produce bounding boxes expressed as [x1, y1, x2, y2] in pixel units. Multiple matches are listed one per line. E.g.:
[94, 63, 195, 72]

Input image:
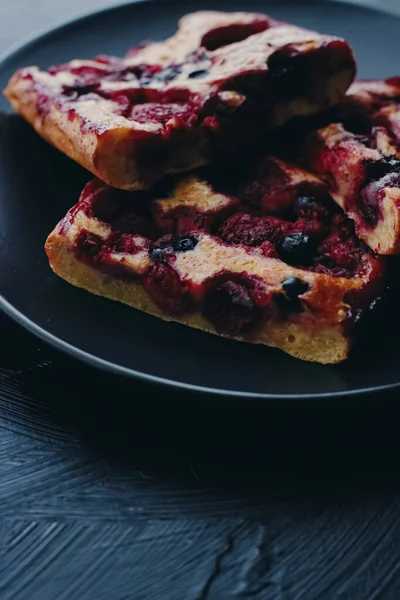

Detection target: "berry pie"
[45, 156, 383, 364]
[305, 78, 400, 254]
[5, 10, 356, 190]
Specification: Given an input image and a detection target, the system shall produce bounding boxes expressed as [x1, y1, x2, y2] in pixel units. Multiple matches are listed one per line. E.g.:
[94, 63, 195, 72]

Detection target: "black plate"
[0, 0, 400, 399]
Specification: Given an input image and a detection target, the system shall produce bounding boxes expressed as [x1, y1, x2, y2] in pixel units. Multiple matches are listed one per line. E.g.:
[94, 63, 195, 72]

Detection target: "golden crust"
[5, 75, 202, 190]
[5, 10, 355, 190]
[45, 232, 350, 365]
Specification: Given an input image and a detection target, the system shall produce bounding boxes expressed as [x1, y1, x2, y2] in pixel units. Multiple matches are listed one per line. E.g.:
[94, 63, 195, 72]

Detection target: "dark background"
[2, 1, 400, 599]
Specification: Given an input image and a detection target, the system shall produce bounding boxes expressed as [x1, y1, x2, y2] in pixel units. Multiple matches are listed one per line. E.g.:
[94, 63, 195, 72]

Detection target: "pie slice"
[5, 10, 355, 190]
[45, 156, 383, 364]
[305, 78, 400, 254]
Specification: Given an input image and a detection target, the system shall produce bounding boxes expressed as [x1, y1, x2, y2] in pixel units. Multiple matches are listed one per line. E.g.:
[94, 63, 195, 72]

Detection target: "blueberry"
[296, 196, 313, 208]
[388, 158, 400, 171]
[173, 237, 198, 252]
[187, 69, 209, 79]
[279, 233, 314, 266]
[150, 247, 166, 261]
[154, 65, 182, 83]
[274, 277, 309, 313]
[282, 277, 310, 297]
[139, 66, 181, 86]
[150, 236, 197, 261]
[63, 82, 99, 98]
[293, 196, 314, 217]
[293, 195, 329, 221]
[139, 77, 153, 86]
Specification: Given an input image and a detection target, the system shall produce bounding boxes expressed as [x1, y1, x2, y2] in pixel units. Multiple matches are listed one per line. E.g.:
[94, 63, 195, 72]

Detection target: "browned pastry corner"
[45, 155, 383, 365]
[5, 10, 355, 190]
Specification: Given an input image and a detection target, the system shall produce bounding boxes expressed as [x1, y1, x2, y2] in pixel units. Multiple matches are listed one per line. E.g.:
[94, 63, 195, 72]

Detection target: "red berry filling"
[68, 176, 372, 280]
[107, 232, 147, 254]
[218, 213, 291, 246]
[274, 276, 310, 314]
[358, 168, 400, 227]
[76, 230, 103, 263]
[314, 215, 365, 277]
[292, 217, 327, 240]
[202, 271, 271, 335]
[258, 240, 279, 258]
[129, 102, 197, 127]
[216, 195, 366, 276]
[30, 15, 354, 149]
[292, 194, 332, 222]
[154, 206, 212, 236]
[143, 263, 193, 315]
[201, 19, 273, 51]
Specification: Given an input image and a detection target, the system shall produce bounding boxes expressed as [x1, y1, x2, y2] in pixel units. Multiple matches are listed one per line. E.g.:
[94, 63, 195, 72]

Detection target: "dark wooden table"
[2, 1, 400, 599]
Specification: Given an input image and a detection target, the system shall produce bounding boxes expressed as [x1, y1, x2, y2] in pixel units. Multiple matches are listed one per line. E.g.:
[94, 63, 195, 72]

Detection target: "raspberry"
[292, 217, 327, 239]
[143, 263, 193, 315]
[202, 271, 270, 335]
[218, 213, 290, 247]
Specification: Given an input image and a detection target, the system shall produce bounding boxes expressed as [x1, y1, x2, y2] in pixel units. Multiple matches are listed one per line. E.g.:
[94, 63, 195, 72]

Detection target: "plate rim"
[1, 0, 399, 400]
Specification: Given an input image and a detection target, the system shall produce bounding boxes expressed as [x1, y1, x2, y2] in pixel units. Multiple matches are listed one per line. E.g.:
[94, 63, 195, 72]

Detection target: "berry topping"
[63, 82, 100, 98]
[173, 237, 198, 252]
[140, 65, 182, 85]
[331, 214, 354, 240]
[292, 217, 327, 240]
[218, 213, 290, 247]
[143, 263, 193, 315]
[293, 195, 331, 222]
[278, 233, 314, 266]
[76, 231, 102, 258]
[201, 20, 271, 51]
[202, 272, 270, 335]
[150, 247, 166, 262]
[150, 235, 198, 261]
[175, 213, 212, 237]
[150, 236, 175, 262]
[111, 212, 151, 236]
[258, 240, 279, 258]
[358, 171, 400, 227]
[155, 65, 182, 83]
[150, 235, 173, 256]
[238, 180, 266, 208]
[187, 69, 209, 79]
[129, 102, 197, 127]
[315, 232, 364, 278]
[357, 186, 380, 227]
[108, 233, 143, 254]
[274, 277, 310, 313]
[282, 277, 310, 298]
[94, 54, 122, 66]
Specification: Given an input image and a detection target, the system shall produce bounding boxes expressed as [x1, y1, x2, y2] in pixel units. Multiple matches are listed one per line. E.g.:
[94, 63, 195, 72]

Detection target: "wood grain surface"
[2, 2, 400, 599]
